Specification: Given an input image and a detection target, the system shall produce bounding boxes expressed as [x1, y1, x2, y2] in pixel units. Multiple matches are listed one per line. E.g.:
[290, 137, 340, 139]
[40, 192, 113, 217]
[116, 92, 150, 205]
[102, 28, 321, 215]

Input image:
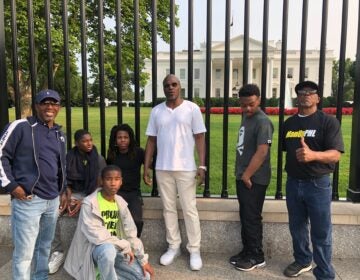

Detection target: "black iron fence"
[0, 0, 359, 201]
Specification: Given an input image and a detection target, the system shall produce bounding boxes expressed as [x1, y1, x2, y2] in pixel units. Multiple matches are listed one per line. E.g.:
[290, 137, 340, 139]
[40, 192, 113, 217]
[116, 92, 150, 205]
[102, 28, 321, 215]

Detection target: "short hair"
[74, 129, 91, 142]
[101, 165, 122, 179]
[238, 84, 260, 97]
[162, 74, 181, 87]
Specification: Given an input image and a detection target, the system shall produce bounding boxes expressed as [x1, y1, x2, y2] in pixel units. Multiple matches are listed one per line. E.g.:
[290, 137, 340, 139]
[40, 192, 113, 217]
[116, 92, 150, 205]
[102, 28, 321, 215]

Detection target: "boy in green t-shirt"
[64, 165, 154, 280]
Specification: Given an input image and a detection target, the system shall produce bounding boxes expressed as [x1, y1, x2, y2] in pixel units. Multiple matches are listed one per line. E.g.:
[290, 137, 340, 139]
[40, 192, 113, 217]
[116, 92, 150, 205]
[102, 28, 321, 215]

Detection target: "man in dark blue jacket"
[0, 89, 67, 280]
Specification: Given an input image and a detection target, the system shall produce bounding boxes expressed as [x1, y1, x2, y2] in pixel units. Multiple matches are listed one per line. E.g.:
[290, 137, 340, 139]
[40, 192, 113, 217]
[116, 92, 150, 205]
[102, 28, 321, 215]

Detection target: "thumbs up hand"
[296, 137, 314, 162]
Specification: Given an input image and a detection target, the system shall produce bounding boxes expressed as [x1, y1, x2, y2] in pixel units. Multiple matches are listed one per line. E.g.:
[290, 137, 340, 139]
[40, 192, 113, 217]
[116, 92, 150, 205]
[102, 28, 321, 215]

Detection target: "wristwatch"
[198, 165, 207, 172]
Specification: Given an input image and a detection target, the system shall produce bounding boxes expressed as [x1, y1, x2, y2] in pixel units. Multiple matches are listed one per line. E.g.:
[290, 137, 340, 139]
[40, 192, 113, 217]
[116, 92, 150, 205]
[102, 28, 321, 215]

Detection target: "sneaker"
[190, 252, 203, 271]
[229, 250, 247, 265]
[283, 261, 312, 277]
[160, 248, 181, 266]
[235, 255, 266, 272]
[48, 251, 65, 274]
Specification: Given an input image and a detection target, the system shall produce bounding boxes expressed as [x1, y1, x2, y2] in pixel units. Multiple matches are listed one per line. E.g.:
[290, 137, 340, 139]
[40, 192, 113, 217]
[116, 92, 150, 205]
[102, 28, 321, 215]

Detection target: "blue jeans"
[92, 243, 148, 280]
[286, 175, 335, 280]
[11, 195, 59, 280]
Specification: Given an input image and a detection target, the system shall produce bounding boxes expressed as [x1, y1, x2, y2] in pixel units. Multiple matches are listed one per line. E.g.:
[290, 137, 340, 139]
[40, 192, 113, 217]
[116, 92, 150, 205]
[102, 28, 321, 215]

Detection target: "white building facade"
[143, 35, 334, 102]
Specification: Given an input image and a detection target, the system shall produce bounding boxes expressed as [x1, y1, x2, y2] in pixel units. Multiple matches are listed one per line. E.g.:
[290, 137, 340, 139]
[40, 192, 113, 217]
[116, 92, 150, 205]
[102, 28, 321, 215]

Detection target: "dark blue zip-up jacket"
[0, 116, 67, 196]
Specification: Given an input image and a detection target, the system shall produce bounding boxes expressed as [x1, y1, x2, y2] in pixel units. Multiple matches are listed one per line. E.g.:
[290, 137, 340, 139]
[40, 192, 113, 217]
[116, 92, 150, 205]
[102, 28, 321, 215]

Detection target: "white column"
[268, 59, 273, 98]
[229, 59, 233, 97]
[205, 60, 213, 98]
[248, 58, 253, 83]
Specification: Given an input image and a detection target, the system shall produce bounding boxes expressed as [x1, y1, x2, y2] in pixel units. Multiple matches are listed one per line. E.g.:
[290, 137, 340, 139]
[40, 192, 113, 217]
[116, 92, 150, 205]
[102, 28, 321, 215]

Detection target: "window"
[272, 88, 277, 98]
[305, 68, 309, 78]
[287, 67, 293, 79]
[232, 93, 238, 98]
[273, 68, 278, 79]
[215, 88, 221, 97]
[252, 68, 256, 79]
[195, 68, 200, 80]
[194, 88, 200, 97]
[216, 69, 221, 80]
[181, 88, 186, 97]
[180, 68, 186, 80]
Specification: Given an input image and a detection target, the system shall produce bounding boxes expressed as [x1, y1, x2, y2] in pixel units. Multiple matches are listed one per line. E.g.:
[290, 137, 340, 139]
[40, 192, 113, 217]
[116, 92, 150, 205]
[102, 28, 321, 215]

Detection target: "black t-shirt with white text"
[282, 110, 344, 179]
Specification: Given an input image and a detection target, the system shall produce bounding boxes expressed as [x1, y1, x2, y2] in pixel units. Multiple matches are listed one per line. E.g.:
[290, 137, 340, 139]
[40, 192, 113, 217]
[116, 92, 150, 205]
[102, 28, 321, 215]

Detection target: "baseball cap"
[35, 89, 61, 104]
[295, 81, 319, 94]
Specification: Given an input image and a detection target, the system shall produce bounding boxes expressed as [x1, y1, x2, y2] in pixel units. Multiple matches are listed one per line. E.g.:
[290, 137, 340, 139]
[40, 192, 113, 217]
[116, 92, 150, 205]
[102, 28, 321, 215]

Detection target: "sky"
[157, 0, 359, 59]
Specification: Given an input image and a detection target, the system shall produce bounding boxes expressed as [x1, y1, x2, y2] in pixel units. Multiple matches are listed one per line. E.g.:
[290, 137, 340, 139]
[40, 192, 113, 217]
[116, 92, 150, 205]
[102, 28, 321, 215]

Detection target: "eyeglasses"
[297, 89, 317, 96]
[39, 101, 60, 107]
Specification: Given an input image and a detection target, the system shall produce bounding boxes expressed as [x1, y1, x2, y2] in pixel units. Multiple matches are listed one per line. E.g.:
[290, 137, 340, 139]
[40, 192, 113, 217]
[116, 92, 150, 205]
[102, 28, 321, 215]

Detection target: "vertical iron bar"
[260, 0, 269, 110]
[151, 0, 157, 107]
[347, 0, 360, 203]
[243, 0, 249, 85]
[333, 0, 348, 201]
[80, 0, 89, 130]
[204, 0, 212, 197]
[62, 0, 71, 149]
[170, 0, 175, 74]
[318, 0, 329, 108]
[299, 0, 308, 82]
[151, 0, 158, 197]
[275, 0, 289, 199]
[187, 0, 193, 101]
[115, 0, 123, 124]
[44, 0, 54, 89]
[221, 0, 231, 198]
[0, 0, 8, 131]
[10, 0, 20, 119]
[27, 0, 37, 112]
[134, 0, 140, 144]
[98, 0, 106, 156]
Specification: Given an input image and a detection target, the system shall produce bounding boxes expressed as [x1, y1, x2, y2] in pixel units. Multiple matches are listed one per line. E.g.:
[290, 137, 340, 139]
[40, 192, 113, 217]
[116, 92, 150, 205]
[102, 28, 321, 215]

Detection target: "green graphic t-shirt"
[97, 192, 119, 236]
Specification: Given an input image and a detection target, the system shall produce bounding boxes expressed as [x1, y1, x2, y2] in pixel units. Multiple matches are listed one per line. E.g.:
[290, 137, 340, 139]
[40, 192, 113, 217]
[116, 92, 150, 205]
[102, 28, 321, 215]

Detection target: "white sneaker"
[48, 251, 65, 274]
[190, 252, 203, 271]
[145, 271, 151, 280]
[160, 248, 181, 266]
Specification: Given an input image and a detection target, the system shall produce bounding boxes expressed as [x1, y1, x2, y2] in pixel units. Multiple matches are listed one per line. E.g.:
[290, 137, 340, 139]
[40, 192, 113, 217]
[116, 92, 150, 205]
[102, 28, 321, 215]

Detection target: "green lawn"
[8, 107, 352, 197]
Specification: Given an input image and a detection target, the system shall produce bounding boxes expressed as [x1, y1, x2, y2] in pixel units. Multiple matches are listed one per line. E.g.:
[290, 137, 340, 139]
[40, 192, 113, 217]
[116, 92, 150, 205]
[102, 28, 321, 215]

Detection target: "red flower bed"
[200, 107, 353, 115]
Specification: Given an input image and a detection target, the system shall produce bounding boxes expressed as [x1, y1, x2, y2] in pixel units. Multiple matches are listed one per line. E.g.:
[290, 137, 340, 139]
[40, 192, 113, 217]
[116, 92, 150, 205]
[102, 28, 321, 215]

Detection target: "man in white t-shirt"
[143, 74, 206, 271]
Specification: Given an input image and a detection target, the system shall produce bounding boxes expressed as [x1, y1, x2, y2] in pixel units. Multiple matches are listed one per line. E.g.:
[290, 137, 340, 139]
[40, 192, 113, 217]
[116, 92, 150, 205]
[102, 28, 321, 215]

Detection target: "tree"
[85, 0, 178, 93]
[4, 1, 81, 117]
[332, 58, 355, 103]
[4, 0, 177, 117]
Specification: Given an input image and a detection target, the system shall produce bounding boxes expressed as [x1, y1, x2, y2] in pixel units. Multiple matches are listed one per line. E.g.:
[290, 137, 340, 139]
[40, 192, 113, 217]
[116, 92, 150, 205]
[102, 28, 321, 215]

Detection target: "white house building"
[143, 35, 334, 102]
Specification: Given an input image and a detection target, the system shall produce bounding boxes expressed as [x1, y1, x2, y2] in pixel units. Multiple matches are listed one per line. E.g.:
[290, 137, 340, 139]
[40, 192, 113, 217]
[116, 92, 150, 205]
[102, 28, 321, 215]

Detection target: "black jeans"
[236, 180, 267, 258]
[118, 190, 144, 237]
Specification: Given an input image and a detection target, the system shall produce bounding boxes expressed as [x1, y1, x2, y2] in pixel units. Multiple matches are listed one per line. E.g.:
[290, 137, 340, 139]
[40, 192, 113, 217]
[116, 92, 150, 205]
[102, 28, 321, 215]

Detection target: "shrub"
[199, 107, 353, 115]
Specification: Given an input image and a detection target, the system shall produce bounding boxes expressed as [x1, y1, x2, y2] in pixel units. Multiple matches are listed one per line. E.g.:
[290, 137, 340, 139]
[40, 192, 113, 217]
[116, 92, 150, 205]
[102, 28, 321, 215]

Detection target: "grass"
[8, 107, 352, 197]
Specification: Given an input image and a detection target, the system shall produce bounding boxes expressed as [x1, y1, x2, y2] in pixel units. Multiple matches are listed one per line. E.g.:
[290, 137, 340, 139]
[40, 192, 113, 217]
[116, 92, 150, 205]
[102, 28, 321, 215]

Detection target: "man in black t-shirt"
[229, 84, 273, 272]
[282, 81, 344, 280]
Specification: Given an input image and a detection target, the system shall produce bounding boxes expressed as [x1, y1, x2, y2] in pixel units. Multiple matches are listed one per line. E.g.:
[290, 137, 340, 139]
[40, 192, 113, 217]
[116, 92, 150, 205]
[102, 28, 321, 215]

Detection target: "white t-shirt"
[146, 100, 206, 171]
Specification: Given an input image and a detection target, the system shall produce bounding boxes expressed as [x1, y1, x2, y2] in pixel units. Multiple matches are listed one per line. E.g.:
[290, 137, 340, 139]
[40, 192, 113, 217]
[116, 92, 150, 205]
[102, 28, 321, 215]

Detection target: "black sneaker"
[235, 256, 266, 272]
[284, 261, 312, 277]
[229, 250, 247, 265]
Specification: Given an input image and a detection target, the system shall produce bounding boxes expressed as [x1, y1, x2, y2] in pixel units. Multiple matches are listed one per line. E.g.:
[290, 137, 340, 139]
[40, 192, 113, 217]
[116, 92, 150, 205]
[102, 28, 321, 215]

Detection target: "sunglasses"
[296, 89, 317, 96]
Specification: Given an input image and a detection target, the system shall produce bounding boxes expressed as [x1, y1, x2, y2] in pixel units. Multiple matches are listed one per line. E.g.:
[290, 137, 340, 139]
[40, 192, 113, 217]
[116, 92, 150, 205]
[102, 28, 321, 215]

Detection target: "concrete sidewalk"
[1, 246, 359, 280]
